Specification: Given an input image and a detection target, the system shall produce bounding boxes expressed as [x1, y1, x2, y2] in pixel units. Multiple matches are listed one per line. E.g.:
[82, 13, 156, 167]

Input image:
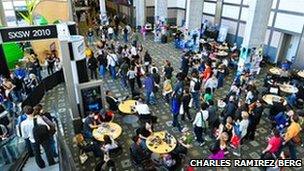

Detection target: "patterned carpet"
[39, 35, 303, 171]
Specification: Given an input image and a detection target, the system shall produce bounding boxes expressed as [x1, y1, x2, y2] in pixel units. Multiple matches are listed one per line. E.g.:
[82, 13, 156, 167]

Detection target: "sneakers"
[199, 142, 205, 146]
[233, 151, 241, 157]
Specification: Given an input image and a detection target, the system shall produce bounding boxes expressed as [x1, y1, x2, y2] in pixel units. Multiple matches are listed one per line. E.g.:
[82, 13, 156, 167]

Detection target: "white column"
[242, 0, 273, 48]
[214, 0, 223, 25]
[185, 0, 204, 31]
[155, 0, 168, 23]
[99, 0, 107, 21]
[135, 0, 146, 27]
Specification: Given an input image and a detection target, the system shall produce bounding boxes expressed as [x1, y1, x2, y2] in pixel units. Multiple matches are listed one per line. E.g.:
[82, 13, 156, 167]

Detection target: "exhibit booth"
[0, 22, 102, 119]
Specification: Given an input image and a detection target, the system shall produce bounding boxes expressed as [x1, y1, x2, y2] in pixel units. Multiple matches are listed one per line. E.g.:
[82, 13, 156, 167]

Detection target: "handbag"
[292, 133, 302, 145]
[79, 150, 88, 164]
[188, 98, 193, 108]
[179, 102, 184, 115]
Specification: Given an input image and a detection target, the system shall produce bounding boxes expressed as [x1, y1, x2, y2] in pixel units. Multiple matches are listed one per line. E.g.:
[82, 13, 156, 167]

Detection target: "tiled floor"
[37, 35, 303, 171]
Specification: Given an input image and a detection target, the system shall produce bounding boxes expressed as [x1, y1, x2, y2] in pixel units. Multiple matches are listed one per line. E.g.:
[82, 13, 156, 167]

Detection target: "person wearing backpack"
[16, 105, 34, 157]
[193, 103, 209, 146]
[21, 106, 56, 168]
[107, 50, 118, 80]
[190, 70, 201, 111]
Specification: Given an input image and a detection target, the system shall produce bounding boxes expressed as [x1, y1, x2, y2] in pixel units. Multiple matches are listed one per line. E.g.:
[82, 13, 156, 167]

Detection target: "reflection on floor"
[37, 35, 304, 171]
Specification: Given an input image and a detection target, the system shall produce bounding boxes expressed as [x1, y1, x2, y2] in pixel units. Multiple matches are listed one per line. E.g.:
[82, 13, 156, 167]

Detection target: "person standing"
[282, 114, 301, 159]
[190, 70, 201, 111]
[20, 107, 56, 168]
[46, 54, 55, 75]
[181, 88, 192, 121]
[171, 96, 182, 132]
[143, 51, 152, 73]
[97, 50, 107, 79]
[118, 58, 129, 89]
[143, 73, 155, 105]
[107, 50, 118, 80]
[135, 62, 143, 89]
[163, 61, 174, 80]
[180, 54, 189, 76]
[87, 54, 98, 80]
[193, 103, 209, 146]
[127, 66, 137, 93]
[108, 26, 114, 40]
[87, 28, 94, 45]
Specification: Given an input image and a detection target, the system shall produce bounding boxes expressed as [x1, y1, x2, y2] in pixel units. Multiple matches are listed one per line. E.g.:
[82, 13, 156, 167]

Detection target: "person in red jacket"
[201, 61, 212, 82]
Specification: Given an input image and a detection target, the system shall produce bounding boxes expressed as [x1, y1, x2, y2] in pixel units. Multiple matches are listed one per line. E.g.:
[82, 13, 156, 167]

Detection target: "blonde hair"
[241, 111, 249, 119]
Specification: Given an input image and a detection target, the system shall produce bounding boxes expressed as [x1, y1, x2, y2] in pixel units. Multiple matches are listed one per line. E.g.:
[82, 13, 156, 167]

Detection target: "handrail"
[53, 106, 78, 171]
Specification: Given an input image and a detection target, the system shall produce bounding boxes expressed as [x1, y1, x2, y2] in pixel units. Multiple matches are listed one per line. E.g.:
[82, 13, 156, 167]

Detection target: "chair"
[73, 118, 84, 134]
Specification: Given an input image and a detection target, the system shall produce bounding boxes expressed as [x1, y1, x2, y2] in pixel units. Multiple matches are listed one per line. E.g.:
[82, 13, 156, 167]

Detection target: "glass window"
[224, 0, 242, 4]
[240, 7, 248, 21]
[203, 2, 216, 15]
[3, 1, 14, 10]
[222, 5, 240, 19]
[278, 0, 304, 13]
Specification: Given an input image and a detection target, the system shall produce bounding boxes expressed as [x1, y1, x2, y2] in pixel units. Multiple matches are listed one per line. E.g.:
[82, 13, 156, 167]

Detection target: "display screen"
[81, 86, 103, 116]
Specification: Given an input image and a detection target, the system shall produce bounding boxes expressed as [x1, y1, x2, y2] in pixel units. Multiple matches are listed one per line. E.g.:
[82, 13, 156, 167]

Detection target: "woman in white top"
[204, 75, 218, 93]
[232, 111, 249, 157]
[127, 66, 136, 93]
[193, 103, 209, 146]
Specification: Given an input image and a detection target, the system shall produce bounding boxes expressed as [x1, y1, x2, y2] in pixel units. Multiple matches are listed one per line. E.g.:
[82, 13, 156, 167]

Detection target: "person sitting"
[130, 135, 151, 166]
[136, 122, 153, 151]
[105, 90, 119, 111]
[83, 112, 101, 139]
[98, 109, 114, 122]
[101, 135, 120, 155]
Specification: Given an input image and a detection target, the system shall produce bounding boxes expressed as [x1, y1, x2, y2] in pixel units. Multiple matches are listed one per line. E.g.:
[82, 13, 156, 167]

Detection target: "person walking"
[193, 103, 209, 146]
[97, 50, 107, 79]
[107, 50, 118, 79]
[127, 66, 137, 93]
[190, 70, 201, 111]
[143, 73, 156, 105]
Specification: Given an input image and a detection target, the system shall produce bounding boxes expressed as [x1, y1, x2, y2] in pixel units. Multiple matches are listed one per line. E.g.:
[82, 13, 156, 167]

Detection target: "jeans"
[90, 69, 98, 79]
[191, 91, 200, 110]
[25, 138, 34, 157]
[88, 36, 94, 45]
[129, 78, 135, 93]
[286, 141, 297, 160]
[172, 114, 182, 131]
[194, 126, 204, 143]
[99, 65, 106, 78]
[31, 139, 56, 168]
[120, 73, 128, 88]
[108, 33, 113, 40]
[49, 137, 58, 157]
[123, 34, 128, 43]
[12, 90, 23, 102]
[109, 66, 116, 79]
[145, 91, 156, 105]
[136, 76, 142, 88]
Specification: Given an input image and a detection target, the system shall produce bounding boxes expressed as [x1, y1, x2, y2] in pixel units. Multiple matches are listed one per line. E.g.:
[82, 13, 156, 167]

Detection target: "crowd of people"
[79, 17, 304, 170]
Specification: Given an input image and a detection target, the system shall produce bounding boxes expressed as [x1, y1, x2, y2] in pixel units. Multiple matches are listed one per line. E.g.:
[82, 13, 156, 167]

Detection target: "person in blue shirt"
[143, 73, 156, 105]
[14, 65, 27, 80]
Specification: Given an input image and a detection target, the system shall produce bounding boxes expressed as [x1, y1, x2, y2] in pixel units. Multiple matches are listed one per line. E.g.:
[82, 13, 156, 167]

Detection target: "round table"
[279, 84, 298, 94]
[118, 100, 137, 114]
[92, 122, 122, 141]
[146, 131, 177, 154]
[297, 71, 304, 78]
[262, 94, 287, 105]
[269, 67, 289, 77]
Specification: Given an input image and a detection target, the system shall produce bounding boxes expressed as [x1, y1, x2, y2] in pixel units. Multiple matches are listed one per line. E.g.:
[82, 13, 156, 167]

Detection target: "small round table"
[92, 122, 122, 141]
[262, 94, 287, 106]
[279, 84, 298, 94]
[118, 100, 137, 114]
[146, 131, 177, 154]
[269, 67, 289, 77]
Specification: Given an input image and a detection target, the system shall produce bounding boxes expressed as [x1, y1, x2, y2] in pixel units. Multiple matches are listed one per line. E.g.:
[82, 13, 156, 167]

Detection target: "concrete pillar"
[214, 0, 223, 26]
[0, 1, 6, 26]
[185, 0, 204, 31]
[99, 0, 107, 23]
[293, 26, 304, 69]
[135, 0, 146, 27]
[242, 0, 273, 48]
[155, 0, 168, 23]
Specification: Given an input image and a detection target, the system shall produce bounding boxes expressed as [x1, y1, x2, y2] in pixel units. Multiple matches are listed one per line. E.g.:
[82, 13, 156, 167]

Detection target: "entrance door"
[277, 33, 300, 63]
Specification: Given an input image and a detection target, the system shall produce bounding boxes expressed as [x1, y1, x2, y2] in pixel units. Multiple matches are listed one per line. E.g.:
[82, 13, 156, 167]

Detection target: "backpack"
[194, 79, 201, 91]
[33, 118, 50, 144]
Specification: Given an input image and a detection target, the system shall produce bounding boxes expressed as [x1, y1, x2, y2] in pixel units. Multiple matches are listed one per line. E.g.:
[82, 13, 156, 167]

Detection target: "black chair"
[73, 118, 84, 134]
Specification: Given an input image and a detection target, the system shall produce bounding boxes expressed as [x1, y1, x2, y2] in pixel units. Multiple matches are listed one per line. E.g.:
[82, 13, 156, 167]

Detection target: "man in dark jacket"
[88, 55, 98, 79]
[223, 96, 237, 121]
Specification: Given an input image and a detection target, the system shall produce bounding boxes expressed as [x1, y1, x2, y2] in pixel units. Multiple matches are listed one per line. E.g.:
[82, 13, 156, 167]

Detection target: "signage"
[0, 25, 58, 43]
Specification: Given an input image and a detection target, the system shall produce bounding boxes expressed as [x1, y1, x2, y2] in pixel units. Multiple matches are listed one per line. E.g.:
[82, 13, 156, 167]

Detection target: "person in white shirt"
[107, 51, 118, 79]
[204, 75, 218, 93]
[108, 26, 114, 40]
[20, 109, 56, 168]
[127, 66, 136, 93]
[133, 99, 157, 123]
[232, 111, 249, 157]
[193, 103, 209, 146]
[189, 71, 201, 110]
[130, 45, 137, 57]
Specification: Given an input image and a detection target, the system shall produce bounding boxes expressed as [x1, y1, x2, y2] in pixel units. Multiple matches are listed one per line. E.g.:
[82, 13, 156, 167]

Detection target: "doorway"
[277, 33, 300, 63]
